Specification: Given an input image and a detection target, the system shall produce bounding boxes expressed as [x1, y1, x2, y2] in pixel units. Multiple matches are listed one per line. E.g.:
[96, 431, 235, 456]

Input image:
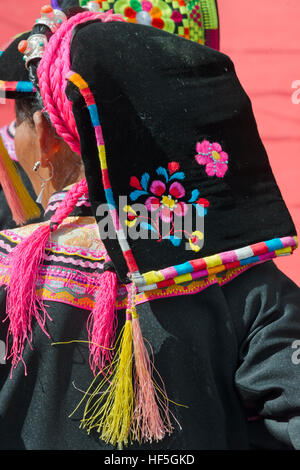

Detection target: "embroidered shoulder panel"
[0, 216, 107, 271]
[0, 216, 265, 312]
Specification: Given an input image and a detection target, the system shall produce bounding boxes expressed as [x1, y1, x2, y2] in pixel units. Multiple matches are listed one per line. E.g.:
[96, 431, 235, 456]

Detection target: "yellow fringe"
[0, 136, 41, 223]
[72, 316, 134, 448]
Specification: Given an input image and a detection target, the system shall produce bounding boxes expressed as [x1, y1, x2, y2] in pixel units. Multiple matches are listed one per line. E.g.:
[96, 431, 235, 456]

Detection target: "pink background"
[0, 0, 299, 285]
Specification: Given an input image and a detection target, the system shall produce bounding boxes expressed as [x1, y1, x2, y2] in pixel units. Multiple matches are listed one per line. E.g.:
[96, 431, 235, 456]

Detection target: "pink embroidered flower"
[195, 140, 229, 178]
[171, 11, 183, 23]
[145, 180, 188, 222]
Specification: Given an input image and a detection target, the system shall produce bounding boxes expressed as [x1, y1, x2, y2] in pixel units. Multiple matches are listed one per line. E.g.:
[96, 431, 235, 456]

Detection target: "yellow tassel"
[68, 283, 186, 447]
[0, 136, 41, 224]
[71, 309, 134, 448]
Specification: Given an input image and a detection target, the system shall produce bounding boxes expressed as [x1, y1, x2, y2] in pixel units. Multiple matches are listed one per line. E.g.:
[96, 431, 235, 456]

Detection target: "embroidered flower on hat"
[128, 161, 209, 248]
[145, 179, 188, 223]
[195, 140, 229, 178]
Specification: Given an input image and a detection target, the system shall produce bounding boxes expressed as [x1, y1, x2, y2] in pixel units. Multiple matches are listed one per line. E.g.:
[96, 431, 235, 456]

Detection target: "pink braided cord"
[50, 178, 89, 228]
[37, 10, 125, 154]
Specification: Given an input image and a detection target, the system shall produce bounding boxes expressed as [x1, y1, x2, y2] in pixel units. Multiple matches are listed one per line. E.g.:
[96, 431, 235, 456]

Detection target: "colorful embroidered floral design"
[195, 140, 229, 178]
[114, 0, 177, 33]
[128, 162, 209, 249]
[145, 179, 188, 223]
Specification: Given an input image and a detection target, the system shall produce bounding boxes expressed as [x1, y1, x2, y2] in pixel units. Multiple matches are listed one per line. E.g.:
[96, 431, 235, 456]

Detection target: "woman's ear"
[32, 111, 60, 168]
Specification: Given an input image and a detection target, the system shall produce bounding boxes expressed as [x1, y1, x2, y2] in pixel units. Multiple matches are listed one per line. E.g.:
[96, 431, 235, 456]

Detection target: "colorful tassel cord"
[4, 180, 90, 375]
[71, 307, 134, 448]
[86, 263, 118, 375]
[0, 135, 41, 225]
[4, 224, 52, 375]
[131, 306, 173, 443]
[70, 282, 174, 448]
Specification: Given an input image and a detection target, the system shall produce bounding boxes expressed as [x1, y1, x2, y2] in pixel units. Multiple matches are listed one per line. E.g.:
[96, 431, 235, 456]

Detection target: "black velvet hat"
[63, 20, 297, 288]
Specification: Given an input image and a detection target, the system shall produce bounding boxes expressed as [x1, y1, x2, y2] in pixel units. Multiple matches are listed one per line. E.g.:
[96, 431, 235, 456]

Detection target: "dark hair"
[15, 96, 44, 126]
[15, 7, 85, 128]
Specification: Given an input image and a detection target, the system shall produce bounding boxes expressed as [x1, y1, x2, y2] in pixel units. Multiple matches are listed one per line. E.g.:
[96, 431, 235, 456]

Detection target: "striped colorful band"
[138, 236, 298, 291]
[0, 80, 36, 94]
[67, 70, 140, 276]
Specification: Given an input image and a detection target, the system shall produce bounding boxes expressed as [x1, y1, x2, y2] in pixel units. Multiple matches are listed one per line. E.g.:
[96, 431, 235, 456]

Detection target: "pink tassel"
[5, 224, 52, 375]
[86, 266, 118, 375]
[3, 180, 90, 375]
[132, 311, 173, 443]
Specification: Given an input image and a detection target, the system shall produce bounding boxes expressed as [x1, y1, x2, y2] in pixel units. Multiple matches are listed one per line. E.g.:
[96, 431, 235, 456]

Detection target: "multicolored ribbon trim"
[67, 70, 141, 277]
[138, 235, 298, 290]
[0, 80, 36, 94]
[0, 253, 253, 311]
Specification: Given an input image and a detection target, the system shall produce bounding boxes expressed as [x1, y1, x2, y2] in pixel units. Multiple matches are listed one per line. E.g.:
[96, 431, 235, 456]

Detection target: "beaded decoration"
[18, 35, 49, 70]
[17, 6, 67, 70]
[84, 1, 102, 10]
[35, 5, 67, 33]
[79, 0, 220, 48]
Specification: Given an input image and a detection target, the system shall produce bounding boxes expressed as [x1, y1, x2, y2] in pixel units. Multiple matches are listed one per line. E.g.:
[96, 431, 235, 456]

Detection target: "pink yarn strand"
[5, 179, 89, 374]
[132, 315, 173, 443]
[87, 266, 118, 375]
[5, 224, 52, 375]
